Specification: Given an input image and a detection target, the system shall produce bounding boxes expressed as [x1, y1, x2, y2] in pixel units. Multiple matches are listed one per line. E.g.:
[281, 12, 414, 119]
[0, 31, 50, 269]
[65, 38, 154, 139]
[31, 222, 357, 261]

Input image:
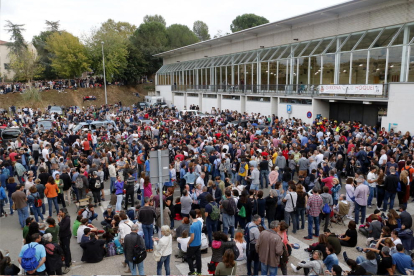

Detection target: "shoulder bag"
[153, 236, 171, 262]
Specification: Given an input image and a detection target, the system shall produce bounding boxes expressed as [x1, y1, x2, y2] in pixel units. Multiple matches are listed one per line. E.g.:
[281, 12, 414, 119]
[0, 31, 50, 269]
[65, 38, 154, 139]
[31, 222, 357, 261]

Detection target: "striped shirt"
[307, 194, 323, 217]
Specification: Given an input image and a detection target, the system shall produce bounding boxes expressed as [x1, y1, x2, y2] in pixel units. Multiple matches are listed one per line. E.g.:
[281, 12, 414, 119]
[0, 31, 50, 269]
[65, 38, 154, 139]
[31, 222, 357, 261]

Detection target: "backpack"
[304, 176, 311, 186]
[225, 198, 236, 216]
[238, 205, 246, 218]
[94, 179, 102, 189]
[78, 208, 89, 217]
[244, 223, 257, 249]
[209, 202, 220, 221]
[232, 244, 240, 260]
[73, 158, 79, 167]
[106, 242, 116, 257]
[132, 235, 147, 264]
[322, 203, 331, 214]
[75, 175, 84, 189]
[239, 162, 246, 174]
[21, 244, 39, 271]
[33, 193, 42, 208]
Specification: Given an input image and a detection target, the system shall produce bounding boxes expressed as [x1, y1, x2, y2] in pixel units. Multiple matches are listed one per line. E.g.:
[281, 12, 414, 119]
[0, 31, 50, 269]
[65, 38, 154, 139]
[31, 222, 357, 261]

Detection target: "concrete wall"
[245, 97, 272, 116]
[312, 99, 330, 120]
[163, 0, 410, 64]
[173, 94, 185, 110]
[221, 98, 242, 113]
[157, 85, 172, 106]
[278, 102, 313, 124]
[381, 83, 414, 133]
[187, 95, 200, 110]
[201, 96, 219, 113]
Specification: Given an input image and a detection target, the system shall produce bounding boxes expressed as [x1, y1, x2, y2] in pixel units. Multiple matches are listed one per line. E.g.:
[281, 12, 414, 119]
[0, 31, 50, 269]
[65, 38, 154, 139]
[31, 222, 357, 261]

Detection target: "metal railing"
[171, 84, 389, 98]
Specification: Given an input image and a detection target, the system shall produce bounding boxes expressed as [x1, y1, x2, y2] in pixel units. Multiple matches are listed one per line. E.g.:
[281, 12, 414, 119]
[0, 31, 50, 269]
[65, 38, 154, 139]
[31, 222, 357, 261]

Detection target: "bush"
[21, 87, 42, 102]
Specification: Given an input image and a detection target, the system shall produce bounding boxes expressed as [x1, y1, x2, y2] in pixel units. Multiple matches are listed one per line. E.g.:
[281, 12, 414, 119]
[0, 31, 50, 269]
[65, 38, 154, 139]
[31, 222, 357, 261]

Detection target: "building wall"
[221, 98, 242, 113]
[202, 96, 219, 113]
[187, 95, 200, 109]
[163, 0, 410, 64]
[278, 102, 313, 124]
[157, 85, 173, 106]
[245, 97, 272, 116]
[381, 83, 414, 133]
[173, 94, 185, 110]
[312, 99, 330, 120]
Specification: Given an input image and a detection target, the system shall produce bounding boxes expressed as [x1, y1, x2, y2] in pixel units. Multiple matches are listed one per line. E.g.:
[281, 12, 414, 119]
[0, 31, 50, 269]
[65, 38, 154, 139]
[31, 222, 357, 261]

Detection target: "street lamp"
[101, 41, 107, 105]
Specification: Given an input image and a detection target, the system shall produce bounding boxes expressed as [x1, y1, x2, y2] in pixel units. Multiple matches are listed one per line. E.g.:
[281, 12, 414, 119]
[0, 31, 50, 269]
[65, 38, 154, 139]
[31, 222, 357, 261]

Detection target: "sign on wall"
[287, 105, 292, 114]
[319, 85, 383, 95]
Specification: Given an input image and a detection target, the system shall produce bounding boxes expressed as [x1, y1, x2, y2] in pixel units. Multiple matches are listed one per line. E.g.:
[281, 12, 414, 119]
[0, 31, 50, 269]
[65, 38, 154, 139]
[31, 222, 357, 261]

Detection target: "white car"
[49, 106, 63, 115]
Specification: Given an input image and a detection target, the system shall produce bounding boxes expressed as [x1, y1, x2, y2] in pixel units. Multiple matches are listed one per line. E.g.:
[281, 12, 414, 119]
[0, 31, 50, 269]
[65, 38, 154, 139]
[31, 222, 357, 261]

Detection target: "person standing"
[18, 233, 46, 275]
[246, 215, 261, 276]
[304, 188, 323, 240]
[124, 170, 136, 210]
[138, 197, 156, 252]
[248, 166, 260, 191]
[259, 156, 270, 189]
[256, 220, 284, 275]
[204, 194, 219, 246]
[108, 161, 117, 193]
[282, 184, 298, 234]
[221, 189, 236, 239]
[345, 177, 356, 219]
[44, 176, 59, 217]
[12, 184, 29, 228]
[115, 176, 124, 212]
[153, 225, 172, 276]
[354, 176, 369, 226]
[58, 208, 71, 274]
[187, 210, 202, 275]
[367, 166, 378, 208]
[383, 166, 399, 212]
[124, 224, 145, 275]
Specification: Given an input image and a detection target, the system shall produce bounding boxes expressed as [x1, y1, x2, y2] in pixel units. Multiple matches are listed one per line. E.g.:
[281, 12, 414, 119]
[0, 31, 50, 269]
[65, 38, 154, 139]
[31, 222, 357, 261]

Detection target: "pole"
[101, 41, 107, 105]
[158, 150, 164, 226]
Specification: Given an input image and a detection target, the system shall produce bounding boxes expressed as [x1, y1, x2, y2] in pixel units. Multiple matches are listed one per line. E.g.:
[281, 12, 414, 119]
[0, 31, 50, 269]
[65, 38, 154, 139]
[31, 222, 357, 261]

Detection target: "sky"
[1, 0, 347, 43]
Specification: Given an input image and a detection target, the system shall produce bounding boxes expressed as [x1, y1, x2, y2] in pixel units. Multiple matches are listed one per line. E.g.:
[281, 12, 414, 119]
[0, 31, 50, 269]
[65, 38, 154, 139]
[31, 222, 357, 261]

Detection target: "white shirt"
[380, 154, 388, 167]
[177, 237, 191, 252]
[77, 225, 90, 243]
[367, 172, 378, 188]
[119, 220, 134, 240]
[42, 148, 49, 161]
[196, 176, 205, 188]
[345, 184, 355, 202]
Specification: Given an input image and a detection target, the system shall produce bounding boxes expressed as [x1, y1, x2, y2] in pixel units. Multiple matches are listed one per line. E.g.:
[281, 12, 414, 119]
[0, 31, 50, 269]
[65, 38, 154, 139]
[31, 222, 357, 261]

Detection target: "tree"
[4, 20, 27, 55]
[143, 15, 166, 26]
[45, 31, 91, 78]
[45, 20, 60, 32]
[9, 48, 44, 82]
[98, 19, 136, 40]
[166, 24, 199, 49]
[193, 21, 210, 41]
[230, 14, 269, 33]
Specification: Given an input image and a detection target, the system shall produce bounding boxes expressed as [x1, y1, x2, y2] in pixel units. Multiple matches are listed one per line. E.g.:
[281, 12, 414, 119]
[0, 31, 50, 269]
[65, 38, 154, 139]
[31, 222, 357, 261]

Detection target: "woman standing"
[295, 184, 308, 230]
[55, 173, 65, 207]
[399, 170, 410, 208]
[215, 249, 237, 276]
[45, 176, 60, 218]
[6, 177, 17, 215]
[114, 175, 124, 213]
[27, 186, 44, 222]
[265, 190, 277, 228]
[143, 176, 152, 202]
[153, 225, 172, 276]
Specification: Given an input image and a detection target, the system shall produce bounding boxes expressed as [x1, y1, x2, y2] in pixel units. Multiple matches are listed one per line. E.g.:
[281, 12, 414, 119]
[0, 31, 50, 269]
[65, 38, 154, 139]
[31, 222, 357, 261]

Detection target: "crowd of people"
[0, 101, 414, 275]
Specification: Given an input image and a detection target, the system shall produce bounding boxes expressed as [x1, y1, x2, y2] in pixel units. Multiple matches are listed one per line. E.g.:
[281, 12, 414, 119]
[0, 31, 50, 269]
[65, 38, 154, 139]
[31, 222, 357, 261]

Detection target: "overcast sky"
[1, 0, 347, 42]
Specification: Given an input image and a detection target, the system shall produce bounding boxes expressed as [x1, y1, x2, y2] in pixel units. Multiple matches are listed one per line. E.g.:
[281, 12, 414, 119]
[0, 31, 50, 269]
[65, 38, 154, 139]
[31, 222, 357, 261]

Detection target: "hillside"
[0, 83, 154, 109]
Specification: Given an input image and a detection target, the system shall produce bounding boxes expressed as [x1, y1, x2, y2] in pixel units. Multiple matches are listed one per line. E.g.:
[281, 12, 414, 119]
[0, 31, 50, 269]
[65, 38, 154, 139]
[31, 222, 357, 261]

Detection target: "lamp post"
[101, 41, 107, 105]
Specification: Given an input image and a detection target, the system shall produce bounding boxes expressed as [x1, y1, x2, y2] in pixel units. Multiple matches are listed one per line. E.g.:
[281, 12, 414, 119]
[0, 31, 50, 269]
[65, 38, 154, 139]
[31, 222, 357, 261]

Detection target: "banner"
[319, 85, 383, 95]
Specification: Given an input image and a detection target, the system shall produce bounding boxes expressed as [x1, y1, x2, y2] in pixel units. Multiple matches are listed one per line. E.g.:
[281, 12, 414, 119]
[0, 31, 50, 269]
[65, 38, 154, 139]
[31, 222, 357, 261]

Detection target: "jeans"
[296, 207, 306, 229]
[282, 182, 288, 197]
[116, 194, 123, 212]
[367, 186, 377, 206]
[307, 215, 320, 238]
[128, 260, 145, 275]
[17, 206, 29, 228]
[206, 217, 218, 246]
[222, 213, 235, 238]
[47, 197, 59, 217]
[110, 177, 116, 193]
[250, 184, 259, 191]
[260, 170, 269, 188]
[0, 199, 4, 216]
[8, 196, 13, 214]
[142, 224, 153, 249]
[377, 187, 385, 209]
[247, 246, 260, 275]
[187, 246, 201, 274]
[237, 175, 246, 186]
[355, 202, 366, 225]
[356, 255, 366, 264]
[261, 262, 278, 275]
[32, 205, 44, 222]
[383, 191, 396, 212]
[88, 213, 98, 224]
[157, 255, 170, 275]
[220, 172, 226, 182]
[284, 211, 298, 233]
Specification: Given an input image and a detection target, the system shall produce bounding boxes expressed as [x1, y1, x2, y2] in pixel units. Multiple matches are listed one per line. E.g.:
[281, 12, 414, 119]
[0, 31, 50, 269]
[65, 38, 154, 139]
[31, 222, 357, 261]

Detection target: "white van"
[179, 110, 210, 118]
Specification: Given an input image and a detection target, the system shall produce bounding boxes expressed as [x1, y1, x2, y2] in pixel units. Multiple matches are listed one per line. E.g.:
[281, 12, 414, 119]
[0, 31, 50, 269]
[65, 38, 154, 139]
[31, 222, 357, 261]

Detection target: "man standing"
[367, 166, 378, 208]
[187, 210, 202, 275]
[12, 184, 28, 229]
[58, 208, 72, 274]
[383, 166, 399, 212]
[256, 221, 284, 275]
[354, 176, 369, 226]
[124, 224, 145, 275]
[221, 190, 236, 239]
[195, 172, 205, 189]
[298, 153, 309, 177]
[18, 233, 47, 275]
[197, 186, 209, 220]
[282, 184, 298, 234]
[248, 166, 260, 191]
[138, 197, 156, 252]
[124, 170, 136, 210]
[304, 188, 323, 240]
[246, 215, 261, 276]
[259, 156, 270, 189]
[108, 161, 117, 193]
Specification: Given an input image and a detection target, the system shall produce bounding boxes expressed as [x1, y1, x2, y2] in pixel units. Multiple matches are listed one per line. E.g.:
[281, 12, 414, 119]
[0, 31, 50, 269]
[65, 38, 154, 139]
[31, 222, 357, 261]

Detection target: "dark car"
[0, 127, 22, 145]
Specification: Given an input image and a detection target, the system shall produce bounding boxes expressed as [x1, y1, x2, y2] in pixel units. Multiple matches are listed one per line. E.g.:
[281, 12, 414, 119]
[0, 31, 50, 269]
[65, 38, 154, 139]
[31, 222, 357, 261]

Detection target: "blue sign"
[307, 111, 312, 119]
[287, 105, 292, 114]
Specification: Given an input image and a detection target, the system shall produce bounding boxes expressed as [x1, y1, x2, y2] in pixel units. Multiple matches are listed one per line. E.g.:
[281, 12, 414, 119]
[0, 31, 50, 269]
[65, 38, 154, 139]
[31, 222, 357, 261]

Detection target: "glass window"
[391, 28, 405, 46]
[280, 47, 291, 59]
[340, 33, 364, 52]
[322, 54, 335, 84]
[388, 46, 403, 82]
[276, 46, 288, 59]
[310, 56, 322, 85]
[302, 40, 321, 56]
[246, 64, 252, 85]
[269, 62, 276, 86]
[227, 65, 232, 85]
[220, 66, 226, 84]
[408, 45, 414, 82]
[355, 29, 382, 50]
[278, 60, 288, 85]
[293, 42, 309, 57]
[239, 65, 245, 85]
[373, 27, 400, 48]
[297, 57, 309, 85]
[410, 25, 414, 44]
[261, 62, 268, 85]
[351, 50, 368, 84]
[247, 96, 270, 102]
[234, 65, 239, 85]
[260, 49, 271, 61]
[368, 48, 387, 84]
[338, 52, 351, 84]
[325, 38, 337, 54]
[313, 38, 334, 55]
[252, 63, 257, 85]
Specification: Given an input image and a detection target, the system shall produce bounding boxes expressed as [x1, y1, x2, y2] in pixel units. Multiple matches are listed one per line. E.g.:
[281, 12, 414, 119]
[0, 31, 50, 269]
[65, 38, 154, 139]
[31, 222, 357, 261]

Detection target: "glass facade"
[157, 23, 414, 88]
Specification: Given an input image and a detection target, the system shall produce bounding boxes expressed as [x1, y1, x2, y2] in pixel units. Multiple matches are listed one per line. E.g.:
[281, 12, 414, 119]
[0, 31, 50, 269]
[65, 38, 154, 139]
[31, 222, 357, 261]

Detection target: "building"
[0, 40, 37, 81]
[155, 0, 414, 132]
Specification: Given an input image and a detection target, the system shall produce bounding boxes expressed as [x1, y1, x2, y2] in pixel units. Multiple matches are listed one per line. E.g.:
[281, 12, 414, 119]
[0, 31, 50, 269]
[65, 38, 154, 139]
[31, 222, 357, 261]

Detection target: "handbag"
[207, 262, 217, 272]
[12, 202, 16, 210]
[153, 236, 171, 262]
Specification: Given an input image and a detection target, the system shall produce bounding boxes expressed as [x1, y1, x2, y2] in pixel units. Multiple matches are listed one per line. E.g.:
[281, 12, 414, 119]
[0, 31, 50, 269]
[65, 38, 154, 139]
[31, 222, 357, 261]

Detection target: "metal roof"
[154, 0, 391, 58]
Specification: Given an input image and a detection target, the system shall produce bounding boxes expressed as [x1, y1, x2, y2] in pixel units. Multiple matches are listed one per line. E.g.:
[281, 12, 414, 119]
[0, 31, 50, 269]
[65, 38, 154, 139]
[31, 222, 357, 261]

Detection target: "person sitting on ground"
[215, 248, 237, 276]
[81, 228, 91, 244]
[399, 205, 412, 229]
[343, 250, 377, 275]
[82, 204, 98, 223]
[324, 229, 341, 255]
[325, 264, 342, 275]
[176, 230, 190, 259]
[323, 244, 339, 271]
[44, 218, 60, 244]
[392, 244, 414, 275]
[305, 234, 328, 260]
[101, 206, 114, 227]
[338, 220, 357, 247]
[291, 250, 325, 276]
[72, 215, 83, 237]
[77, 218, 97, 244]
[345, 259, 367, 276]
[80, 233, 106, 263]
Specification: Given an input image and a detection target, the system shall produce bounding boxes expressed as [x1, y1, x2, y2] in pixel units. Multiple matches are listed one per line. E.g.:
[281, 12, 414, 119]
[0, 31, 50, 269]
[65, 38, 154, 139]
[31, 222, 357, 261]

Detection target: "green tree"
[9, 48, 44, 82]
[45, 31, 91, 78]
[5, 20, 27, 55]
[98, 19, 136, 40]
[193, 20, 210, 41]
[166, 24, 199, 49]
[45, 20, 60, 32]
[143, 15, 166, 26]
[230, 14, 269, 33]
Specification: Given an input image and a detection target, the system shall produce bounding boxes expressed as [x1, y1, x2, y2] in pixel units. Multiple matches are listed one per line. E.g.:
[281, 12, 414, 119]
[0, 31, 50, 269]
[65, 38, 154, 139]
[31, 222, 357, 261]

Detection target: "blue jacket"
[0, 187, 7, 201]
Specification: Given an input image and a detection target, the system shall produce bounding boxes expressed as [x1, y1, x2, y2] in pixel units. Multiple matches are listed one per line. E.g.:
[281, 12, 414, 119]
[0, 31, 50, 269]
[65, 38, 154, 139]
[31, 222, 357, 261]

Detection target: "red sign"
[307, 111, 312, 119]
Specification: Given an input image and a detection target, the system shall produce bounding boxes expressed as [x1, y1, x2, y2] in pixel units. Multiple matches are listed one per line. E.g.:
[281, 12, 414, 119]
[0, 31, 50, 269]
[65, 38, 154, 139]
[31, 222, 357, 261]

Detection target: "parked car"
[152, 102, 168, 108]
[0, 127, 22, 145]
[68, 106, 82, 114]
[49, 106, 63, 115]
[136, 102, 150, 110]
[72, 120, 118, 133]
[37, 119, 54, 131]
